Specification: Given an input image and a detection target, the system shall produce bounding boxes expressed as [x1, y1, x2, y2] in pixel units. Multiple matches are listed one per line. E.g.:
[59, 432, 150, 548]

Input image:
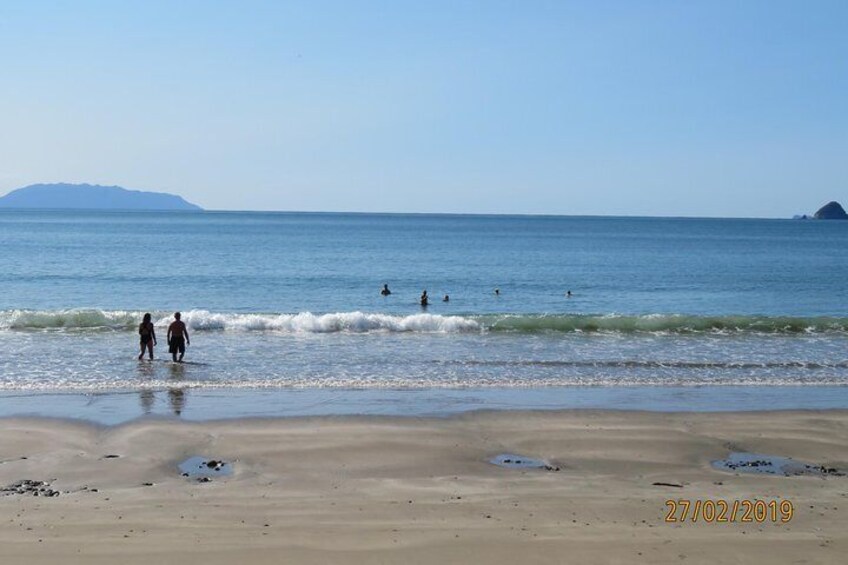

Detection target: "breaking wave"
[0, 309, 480, 333]
[478, 314, 848, 334]
[1, 309, 847, 335]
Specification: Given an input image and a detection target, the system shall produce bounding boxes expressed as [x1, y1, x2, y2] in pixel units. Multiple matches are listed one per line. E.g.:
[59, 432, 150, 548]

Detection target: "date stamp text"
[664, 499, 794, 523]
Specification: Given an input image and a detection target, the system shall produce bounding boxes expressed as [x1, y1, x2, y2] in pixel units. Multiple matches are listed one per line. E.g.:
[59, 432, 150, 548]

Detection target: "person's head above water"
[174, 312, 181, 320]
[143, 313, 151, 324]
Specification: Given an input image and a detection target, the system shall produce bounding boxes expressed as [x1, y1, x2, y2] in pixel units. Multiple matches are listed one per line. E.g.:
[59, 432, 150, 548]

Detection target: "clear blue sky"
[0, 1, 845, 216]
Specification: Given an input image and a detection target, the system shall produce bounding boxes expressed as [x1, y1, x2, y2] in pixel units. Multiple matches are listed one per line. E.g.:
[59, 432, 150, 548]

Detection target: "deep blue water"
[2, 210, 847, 316]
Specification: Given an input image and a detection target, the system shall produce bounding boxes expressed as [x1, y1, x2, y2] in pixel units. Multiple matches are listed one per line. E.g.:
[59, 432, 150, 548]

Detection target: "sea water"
[0, 210, 846, 422]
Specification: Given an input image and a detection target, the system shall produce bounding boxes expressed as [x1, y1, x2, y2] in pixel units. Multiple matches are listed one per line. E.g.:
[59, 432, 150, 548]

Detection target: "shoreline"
[1, 410, 845, 564]
[1, 385, 847, 425]
[3, 405, 848, 426]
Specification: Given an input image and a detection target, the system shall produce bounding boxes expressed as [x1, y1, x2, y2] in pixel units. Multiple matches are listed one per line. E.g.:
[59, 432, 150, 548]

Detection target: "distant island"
[813, 201, 848, 220]
[794, 201, 848, 220]
[0, 183, 202, 211]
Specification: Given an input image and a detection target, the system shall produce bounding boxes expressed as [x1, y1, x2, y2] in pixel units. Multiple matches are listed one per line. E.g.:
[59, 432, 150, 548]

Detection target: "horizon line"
[0, 206, 810, 221]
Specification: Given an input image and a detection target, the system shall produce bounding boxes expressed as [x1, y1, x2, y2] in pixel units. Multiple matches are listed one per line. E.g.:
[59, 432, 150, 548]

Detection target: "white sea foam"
[1, 375, 845, 393]
[0, 309, 481, 333]
[162, 310, 482, 333]
[0, 309, 140, 331]
[3, 309, 847, 334]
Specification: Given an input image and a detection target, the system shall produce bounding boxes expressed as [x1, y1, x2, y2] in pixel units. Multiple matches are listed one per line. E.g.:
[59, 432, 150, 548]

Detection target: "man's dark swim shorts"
[169, 337, 185, 354]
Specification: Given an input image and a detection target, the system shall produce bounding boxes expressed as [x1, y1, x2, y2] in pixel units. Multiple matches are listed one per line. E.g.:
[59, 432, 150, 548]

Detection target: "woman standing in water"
[138, 313, 157, 360]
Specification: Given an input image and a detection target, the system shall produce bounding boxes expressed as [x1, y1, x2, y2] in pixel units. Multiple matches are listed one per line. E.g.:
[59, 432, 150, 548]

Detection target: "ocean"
[1, 210, 846, 422]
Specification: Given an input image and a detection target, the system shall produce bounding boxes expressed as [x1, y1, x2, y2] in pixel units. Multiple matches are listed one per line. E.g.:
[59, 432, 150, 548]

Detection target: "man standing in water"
[167, 312, 190, 362]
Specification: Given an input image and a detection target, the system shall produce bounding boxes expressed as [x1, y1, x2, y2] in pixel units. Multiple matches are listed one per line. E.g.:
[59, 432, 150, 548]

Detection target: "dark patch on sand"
[1, 479, 60, 497]
[178, 456, 233, 479]
[712, 452, 845, 477]
[490, 453, 560, 472]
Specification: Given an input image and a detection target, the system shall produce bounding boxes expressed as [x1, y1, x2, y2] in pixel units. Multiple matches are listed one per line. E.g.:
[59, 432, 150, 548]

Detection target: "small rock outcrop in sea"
[813, 201, 848, 220]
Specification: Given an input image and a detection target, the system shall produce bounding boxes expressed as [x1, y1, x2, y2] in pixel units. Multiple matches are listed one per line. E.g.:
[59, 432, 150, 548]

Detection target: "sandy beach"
[0, 410, 845, 564]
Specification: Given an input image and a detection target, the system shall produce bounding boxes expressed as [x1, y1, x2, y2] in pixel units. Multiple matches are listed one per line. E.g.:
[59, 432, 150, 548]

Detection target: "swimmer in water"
[381, 284, 391, 296]
[566, 290, 572, 298]
[420, 290, 429, 307]
[494, 288, 500, 296]
[443, 294, 450, 302]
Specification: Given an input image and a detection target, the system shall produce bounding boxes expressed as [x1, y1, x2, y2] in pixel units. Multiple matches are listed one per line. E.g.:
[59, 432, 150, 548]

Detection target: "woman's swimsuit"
[140, 324, 153, 345]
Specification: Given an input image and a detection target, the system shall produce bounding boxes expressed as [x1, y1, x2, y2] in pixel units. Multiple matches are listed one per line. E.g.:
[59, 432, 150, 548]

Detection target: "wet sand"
[0, 410, 845, 564]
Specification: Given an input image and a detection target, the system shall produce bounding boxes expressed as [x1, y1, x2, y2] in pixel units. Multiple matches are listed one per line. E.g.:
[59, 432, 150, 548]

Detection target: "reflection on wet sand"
[168, 362, 187, 416]
[168, 388, 186, 416]
[135, 360, 188, 417]
[136, 361, 156, 415]
[139, 389, 155, 414]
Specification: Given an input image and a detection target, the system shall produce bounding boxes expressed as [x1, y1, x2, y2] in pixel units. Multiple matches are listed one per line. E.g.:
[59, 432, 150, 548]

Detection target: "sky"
[0, 0, 846, 217]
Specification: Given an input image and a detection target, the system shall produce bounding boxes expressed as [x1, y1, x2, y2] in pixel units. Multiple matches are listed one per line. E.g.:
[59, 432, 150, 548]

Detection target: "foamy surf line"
[0, 309, 481, 333]
[2, 309, 848, 334]
[2, 377, 848, 393]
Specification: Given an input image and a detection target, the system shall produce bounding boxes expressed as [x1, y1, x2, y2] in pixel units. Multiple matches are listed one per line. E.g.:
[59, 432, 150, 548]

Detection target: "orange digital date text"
[664, 499, 793, 523]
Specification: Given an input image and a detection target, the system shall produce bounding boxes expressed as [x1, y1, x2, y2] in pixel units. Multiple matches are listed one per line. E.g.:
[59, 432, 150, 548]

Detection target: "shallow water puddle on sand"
[178, 457, 234, 479]
[712, 452, 844, 477]
[489, 453, 560, 471]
